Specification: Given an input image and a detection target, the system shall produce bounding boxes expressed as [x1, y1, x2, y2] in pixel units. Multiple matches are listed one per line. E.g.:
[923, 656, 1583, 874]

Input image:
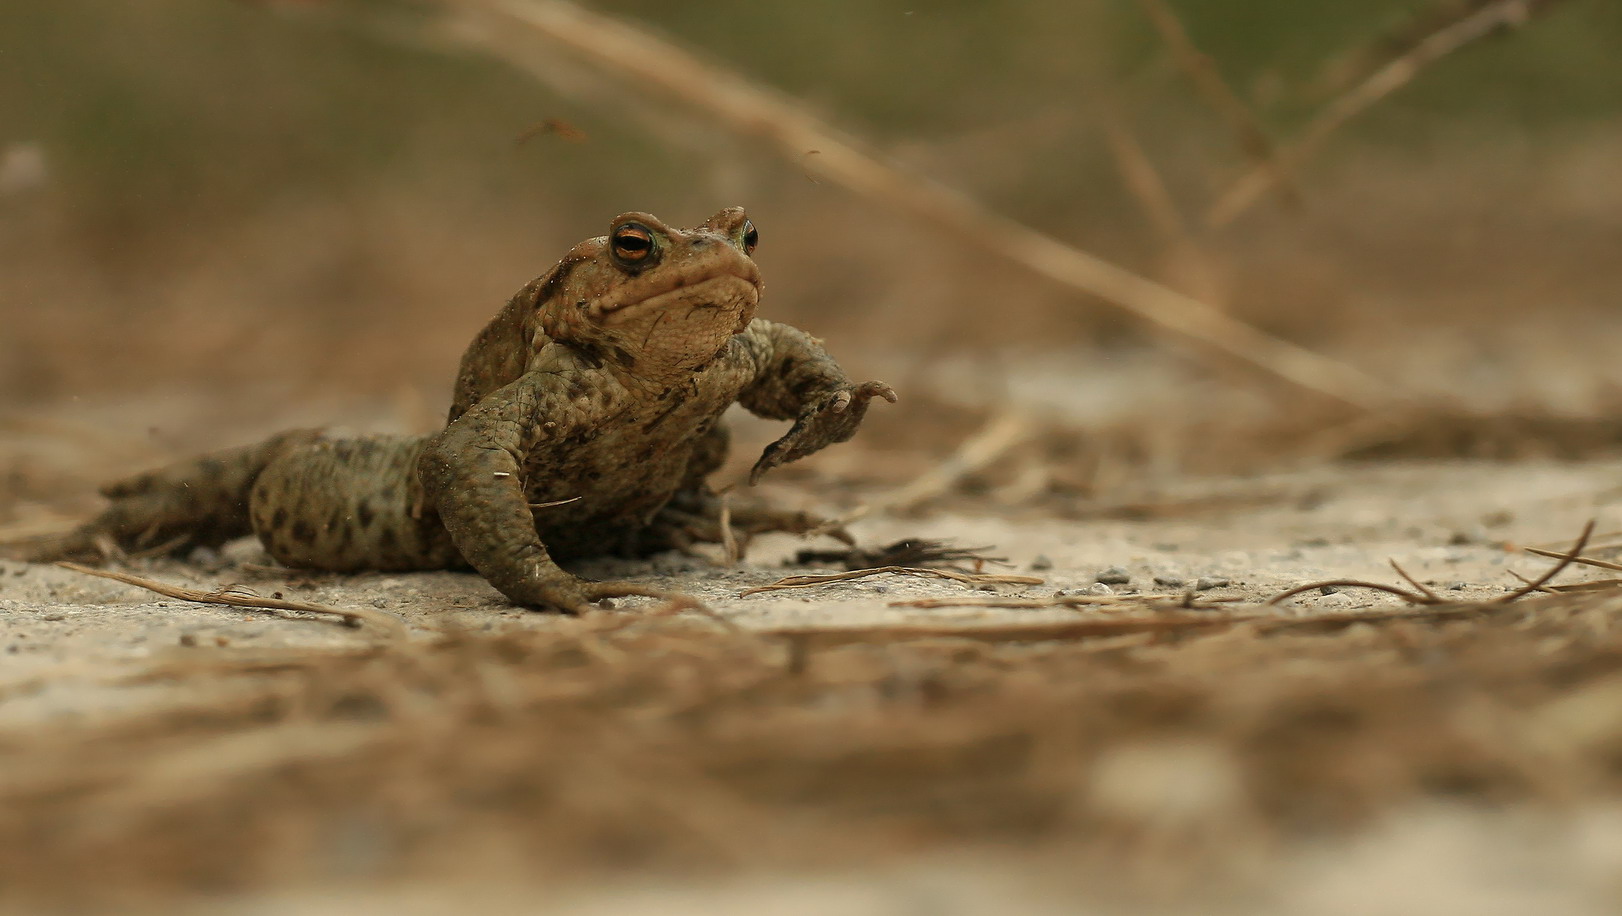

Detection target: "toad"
[19, 208, 895, 612]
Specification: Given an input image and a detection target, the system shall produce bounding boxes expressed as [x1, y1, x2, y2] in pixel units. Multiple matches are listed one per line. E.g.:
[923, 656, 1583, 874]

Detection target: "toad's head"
[535, 207, 763, 377]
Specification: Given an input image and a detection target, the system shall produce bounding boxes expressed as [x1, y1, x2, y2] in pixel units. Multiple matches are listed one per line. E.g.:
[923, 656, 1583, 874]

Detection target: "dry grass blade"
[1096, 108, 1190, 245]
[1524, 547, 1622, 574]
[55, 562, 409, 639]
[764, 601, 1505, 648]
[763, 614, 1258, 648]
[434, 0, 1393, 410]
[1520, 577, 1622, 594]
[875, 411, 1036, 512]
[1266, 578, 1438, 607]
[717, 491, 740, 566]
[889, 594, 1242, 611]
[739, 565, 1043, 597]
[1500, 520, 1595, 602]
[1266, 521, 1595, 607]
[1530, 529, 1622, 551]
[1135, 0, 1296, 206]
[1501, 570, 1618, 595]
[1207, 0, 1568, 227]
[1389, 558, 1442, 602]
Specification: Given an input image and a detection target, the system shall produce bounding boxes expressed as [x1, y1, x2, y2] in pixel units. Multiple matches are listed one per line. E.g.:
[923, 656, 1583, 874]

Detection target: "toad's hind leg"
[8, 429, 323, 562]
[248, 434, 463, 572]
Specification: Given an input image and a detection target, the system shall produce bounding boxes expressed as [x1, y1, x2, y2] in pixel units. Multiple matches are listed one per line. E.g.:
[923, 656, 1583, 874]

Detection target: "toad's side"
[13, 208, 895, 612]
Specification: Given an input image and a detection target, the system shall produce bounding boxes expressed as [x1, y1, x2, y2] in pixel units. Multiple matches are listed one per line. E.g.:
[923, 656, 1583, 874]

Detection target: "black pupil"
[743, 227, 758, 249]
[616, 231, 651, 254]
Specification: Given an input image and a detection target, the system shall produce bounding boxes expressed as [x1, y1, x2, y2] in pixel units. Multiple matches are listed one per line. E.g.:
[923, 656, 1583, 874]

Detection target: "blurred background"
[3, 0, 1620, 419]
[10, 6, 1622, 909]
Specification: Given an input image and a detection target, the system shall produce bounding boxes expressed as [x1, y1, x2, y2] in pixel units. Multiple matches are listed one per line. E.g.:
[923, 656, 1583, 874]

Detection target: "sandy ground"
[4, 386, 1622, 913]
[4, 454, 1616, 724]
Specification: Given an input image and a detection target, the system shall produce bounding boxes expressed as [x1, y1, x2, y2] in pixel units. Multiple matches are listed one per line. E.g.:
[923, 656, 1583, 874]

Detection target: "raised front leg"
[736, 320, 897, 484]
[417, 376, 690, 613]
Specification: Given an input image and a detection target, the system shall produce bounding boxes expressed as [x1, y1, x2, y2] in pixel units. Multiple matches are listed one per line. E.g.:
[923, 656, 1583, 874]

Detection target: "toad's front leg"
[418, 376, 696, 613]
[736, 320, 897, 484]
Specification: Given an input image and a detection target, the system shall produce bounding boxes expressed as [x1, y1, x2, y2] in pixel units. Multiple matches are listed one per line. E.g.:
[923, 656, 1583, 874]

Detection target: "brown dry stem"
[1499, 520, 1595, 601]
[875, 410, 1037, 513]
[888, 593, 1242, 611]
[55, 561, 410, 639]
[1207, 0, 1569, 227]
[739, 565, 1044, 597]
[1135, 0, 1296, 207]
[1266, 520, 1595, 607]
[430, 0, 1393, 410]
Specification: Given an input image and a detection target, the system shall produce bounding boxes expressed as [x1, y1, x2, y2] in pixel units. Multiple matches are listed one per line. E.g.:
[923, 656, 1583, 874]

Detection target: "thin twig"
[1135, 0, 1296, 206]
[529, 495, 583, 510]
[761, 601, 1508, 648]
[1266, 579, 1437, 607]
[56, 562, 409, 638]
[739, 566, 1043, 597]
[1523, 546, 1622, 573]
[1529, 530, 1622, 551]
[1206, 0, 1568, 227]
[1096, 108, 1191, 246]
[888, 594, 1242, 611]
[1500, 520, 1594, 602]
[874, 411, 1036, 512]
[717, 491, 739, 566]
[1389, 558, 1442, 602]
[1507, 570, 1560, 594]
[1093, 109, 1228, 306]
[1267, 521, 1595, 607]
[1509, 575, 1622, 594]
[764, 615, 1256, 647]
[430, 0, 1393, 410]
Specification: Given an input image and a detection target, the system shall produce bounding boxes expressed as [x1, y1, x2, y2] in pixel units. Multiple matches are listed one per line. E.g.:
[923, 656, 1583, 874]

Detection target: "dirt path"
[5, 456, 1616, 725]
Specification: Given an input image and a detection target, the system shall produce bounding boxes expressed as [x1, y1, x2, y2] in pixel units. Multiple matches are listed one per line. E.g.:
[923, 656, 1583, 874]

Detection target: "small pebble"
[1319, 592, 1355, 608]
[1447, 581, 1467, 591]
[1195, 577, 1230, 591]
[1095, 566, 1131, 585]
[1030, 555, 1054, 571]
[1086, 583, 1115, 597]
[1153, 575, 1185, 588]
[1319, 585, 1340, 596]
[370, 598, 390, 608]
[178, 633, 198, 647]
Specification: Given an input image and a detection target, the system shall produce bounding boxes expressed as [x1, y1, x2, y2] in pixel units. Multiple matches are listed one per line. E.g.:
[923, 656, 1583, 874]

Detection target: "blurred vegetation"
[5, 0, 1619, 233]
[2, 0, 1620, 401]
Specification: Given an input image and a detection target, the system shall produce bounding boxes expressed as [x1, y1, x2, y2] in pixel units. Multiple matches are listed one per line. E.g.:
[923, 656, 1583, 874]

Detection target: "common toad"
[21, 208, 895, 612]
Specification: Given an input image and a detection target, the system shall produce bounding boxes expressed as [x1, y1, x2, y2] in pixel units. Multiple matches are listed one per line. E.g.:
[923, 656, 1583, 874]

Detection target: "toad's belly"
[519, 406, 725, 558]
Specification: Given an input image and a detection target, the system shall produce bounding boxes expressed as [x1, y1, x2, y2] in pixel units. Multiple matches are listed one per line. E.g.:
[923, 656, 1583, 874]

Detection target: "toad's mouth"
[597, 274, 759, 322]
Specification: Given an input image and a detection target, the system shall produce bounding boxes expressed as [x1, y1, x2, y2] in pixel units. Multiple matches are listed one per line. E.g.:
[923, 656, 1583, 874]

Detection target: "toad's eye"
[611, 223, 655, 265]
[741, 219, 759, 255]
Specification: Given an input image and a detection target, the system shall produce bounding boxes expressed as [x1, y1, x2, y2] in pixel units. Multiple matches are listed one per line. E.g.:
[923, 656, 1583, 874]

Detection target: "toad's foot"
[750, 381, 897, 485]
[511, 574, 706, 615]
